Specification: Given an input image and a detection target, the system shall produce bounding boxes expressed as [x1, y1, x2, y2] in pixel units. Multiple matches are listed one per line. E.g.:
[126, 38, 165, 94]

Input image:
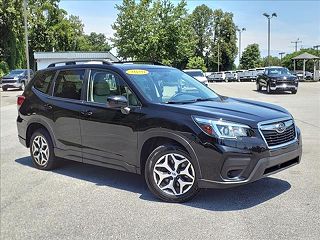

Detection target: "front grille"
[260, 119, 296, 147]
[1, 79, 16, 83]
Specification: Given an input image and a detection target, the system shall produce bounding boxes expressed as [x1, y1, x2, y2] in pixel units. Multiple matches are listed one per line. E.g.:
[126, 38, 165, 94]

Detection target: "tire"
[145, 144, 199, 203]
[20, 81, 25, 91]
[266, 83, 273, 94]
[291, 90, 297, 94]
[30, 129, 57, 170]
[2, 86, 8, 91]
[256, 82, 262, 91]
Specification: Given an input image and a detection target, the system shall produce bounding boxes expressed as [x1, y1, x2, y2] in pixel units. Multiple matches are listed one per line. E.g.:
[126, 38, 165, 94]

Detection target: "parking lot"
[1, 82, 319, 240]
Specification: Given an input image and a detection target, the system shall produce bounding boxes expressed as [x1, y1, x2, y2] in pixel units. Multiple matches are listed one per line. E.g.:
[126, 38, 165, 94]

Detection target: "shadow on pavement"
[16, 156, 291, 211]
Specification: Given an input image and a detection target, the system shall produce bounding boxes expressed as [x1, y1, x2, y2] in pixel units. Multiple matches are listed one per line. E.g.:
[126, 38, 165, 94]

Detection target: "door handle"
[80, 110, 93, 116]
[44, 104, 53, 110]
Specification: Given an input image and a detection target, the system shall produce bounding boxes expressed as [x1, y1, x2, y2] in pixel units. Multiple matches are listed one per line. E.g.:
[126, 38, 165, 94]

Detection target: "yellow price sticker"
[126, 69, 149, 75]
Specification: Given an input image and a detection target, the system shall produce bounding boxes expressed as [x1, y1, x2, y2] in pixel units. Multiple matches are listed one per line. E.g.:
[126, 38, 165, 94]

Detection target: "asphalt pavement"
[1, 82, 319, 240]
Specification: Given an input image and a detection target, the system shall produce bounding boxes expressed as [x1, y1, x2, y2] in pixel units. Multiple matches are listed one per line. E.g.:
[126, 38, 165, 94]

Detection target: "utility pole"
[291, 38, 302, 52]
[217, 39, 220, 72]
[279, 52, 285, 61]
[237, 27, 246, 63]
[23, 0, 30, 82]
[263, 13, 277, 66]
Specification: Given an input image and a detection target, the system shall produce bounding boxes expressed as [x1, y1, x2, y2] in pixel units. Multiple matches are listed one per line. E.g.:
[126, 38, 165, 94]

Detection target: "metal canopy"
[292, 52, 319, 60]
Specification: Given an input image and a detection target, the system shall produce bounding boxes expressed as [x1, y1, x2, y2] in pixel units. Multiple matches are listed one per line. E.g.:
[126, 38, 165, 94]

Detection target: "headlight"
[193, 116, 251, 139]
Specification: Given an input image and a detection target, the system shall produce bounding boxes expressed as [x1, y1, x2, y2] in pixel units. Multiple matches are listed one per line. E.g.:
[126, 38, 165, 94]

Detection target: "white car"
[183, 69, 208, 85]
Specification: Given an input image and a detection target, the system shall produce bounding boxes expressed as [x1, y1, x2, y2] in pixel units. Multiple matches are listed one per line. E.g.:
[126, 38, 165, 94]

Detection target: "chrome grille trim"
[258, 117, 298, 149]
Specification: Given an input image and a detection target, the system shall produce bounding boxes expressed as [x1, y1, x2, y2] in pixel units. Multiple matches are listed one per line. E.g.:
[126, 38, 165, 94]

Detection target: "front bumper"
[194, 128, 302, 189]
[270, 82, 298, 91]
[1, 82, 22, 89]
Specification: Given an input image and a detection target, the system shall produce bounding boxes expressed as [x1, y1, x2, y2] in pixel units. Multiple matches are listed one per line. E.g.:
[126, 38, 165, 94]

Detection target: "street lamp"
[23, 0, 31, 82]
[279, 52, 285, 61]
[236, 27, 246, 62]
[263, 12, 277, 66]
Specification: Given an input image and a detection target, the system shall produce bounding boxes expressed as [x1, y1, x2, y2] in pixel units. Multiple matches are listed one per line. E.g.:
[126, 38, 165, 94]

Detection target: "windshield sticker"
[126, 69, 149, 75]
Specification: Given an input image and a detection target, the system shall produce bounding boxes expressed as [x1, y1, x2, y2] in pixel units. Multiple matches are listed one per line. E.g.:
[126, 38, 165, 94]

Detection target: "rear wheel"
[30, 129, 57, 170]
[145, 145, 199, 203]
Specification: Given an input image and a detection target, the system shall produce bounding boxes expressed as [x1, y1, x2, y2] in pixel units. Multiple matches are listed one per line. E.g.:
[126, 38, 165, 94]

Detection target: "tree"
[240, 44, 261, 69]
[112, 0, 196, 68]
[0, 0, 25, 69]
[261, 56, 281, 67]
[208, 9, 238, 71]
[191, 5, 213, 58]
[186, 56, 207, 72]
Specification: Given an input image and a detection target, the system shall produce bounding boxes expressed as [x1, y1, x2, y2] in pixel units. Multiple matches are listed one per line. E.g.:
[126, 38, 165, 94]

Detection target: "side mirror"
[107, 95, 130, 114]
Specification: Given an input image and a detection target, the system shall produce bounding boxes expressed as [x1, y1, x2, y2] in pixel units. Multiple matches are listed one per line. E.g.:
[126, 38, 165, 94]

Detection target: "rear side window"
[33, 71, 55, 94]
[53, 69, 85, 100]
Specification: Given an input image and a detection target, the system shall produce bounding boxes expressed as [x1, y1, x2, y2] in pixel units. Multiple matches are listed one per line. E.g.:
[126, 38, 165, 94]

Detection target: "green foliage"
[112, 0, 196, 68]
[0, 61, 10, 78]
[208, 9, 238, 71]
[191, 5, 213, 58]
[240, 44, 261, 69]
[281, 48, 319, 71]
[0, 0, 26, 69]
[186, 57, 207, 72]
[261, 56, 281, 67]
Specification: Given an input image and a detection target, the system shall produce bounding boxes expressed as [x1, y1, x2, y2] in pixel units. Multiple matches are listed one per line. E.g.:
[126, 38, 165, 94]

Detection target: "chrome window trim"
[258, 117, 298, 149]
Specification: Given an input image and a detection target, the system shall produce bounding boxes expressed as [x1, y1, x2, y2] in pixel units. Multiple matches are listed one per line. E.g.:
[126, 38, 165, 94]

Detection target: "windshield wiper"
[166, 98, 216, 104]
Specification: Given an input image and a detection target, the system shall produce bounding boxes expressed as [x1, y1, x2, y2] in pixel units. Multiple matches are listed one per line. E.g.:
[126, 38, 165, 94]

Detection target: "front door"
[80, 69, 142, 172]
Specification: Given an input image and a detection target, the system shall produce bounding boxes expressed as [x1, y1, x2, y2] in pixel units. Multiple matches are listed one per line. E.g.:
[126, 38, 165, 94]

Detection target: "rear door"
[79, 68, 142, 172]
[50, 68, 87, 162]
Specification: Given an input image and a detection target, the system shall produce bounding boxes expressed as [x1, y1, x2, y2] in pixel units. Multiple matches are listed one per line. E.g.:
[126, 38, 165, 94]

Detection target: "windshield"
[9, 70, 25, 75]
[185, 71, 204, 77]
[126, 68, 219, 104]
[267, 68, 291, 75]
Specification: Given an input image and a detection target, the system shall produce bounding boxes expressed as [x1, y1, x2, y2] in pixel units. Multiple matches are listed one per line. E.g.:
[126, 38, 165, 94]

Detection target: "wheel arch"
[138, 130, 202, 178]
[26, 120, 55, 148]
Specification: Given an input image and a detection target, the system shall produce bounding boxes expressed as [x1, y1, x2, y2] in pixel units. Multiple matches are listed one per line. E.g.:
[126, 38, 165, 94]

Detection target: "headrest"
[93, 73, 110, 96]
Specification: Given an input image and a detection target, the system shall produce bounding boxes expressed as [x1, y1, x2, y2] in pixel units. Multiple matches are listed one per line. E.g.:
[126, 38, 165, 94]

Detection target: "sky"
[59, 0, 320, 64]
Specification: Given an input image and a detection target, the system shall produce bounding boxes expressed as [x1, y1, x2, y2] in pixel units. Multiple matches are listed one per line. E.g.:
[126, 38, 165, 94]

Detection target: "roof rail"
[47, 59, 112, 68]
[112, 61, 164, 66]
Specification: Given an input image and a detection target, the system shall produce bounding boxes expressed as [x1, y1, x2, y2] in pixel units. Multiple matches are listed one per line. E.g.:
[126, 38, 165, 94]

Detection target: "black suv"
[1, 69, 34, 91]
[256, 67, 298, 94]
[17, 60, 302, 202]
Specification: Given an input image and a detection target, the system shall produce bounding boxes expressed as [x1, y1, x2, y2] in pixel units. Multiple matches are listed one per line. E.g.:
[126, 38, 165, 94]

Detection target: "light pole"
[263, 12, 277, 66]
[23, 0, 30, 82]
[237, 27, 246, 62]
[279, 52, 285, 61]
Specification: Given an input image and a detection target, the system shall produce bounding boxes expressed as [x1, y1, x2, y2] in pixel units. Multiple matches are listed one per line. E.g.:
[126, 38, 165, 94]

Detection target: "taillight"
[17, 95, 25, 108]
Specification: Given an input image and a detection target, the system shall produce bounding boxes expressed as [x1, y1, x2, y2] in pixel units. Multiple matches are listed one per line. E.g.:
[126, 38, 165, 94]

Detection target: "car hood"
[2, 73, 21, 79]
[169, 97, 291, 127]
[269, 74, 296, 80]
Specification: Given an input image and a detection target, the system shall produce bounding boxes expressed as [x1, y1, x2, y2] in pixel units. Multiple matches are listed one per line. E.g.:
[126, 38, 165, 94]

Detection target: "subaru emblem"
[275, 122, 286, 133]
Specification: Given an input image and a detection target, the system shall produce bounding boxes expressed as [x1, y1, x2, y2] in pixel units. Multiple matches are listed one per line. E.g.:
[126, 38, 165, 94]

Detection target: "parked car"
[255, 67, 265, 77]
[236, 70, 246, 82]
[1, 69, 34, 91]
[17, 60, 302, 202]
[256, 66, 298, 94]
[295, 70, 313, 81]
[207, 72, 226, 82]
[183, 69, 208, 85]
[225, 71, 237, 82]
[248, 69, 258, 81]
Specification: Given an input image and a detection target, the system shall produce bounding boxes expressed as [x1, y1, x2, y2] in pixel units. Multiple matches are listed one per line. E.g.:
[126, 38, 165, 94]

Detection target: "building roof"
[34, 51, 119, 61]
[292, 52, 319, 60]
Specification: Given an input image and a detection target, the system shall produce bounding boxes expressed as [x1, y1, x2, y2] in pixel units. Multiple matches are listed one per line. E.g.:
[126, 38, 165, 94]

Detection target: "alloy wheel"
[153, 153, 195, 196]
[32, 135, 49, 166]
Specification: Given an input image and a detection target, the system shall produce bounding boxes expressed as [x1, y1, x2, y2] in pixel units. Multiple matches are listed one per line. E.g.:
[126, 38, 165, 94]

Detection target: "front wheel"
[266, 83, 273, 94]
[256, 82, 262, 91]
[2, 86, 8, 91]
[291, 89, 297, 94]
[145, 145, 199, 203]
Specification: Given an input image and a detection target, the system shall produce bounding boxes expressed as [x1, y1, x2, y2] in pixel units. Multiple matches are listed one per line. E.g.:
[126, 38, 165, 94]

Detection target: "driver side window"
[88, 69, 139, 106]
